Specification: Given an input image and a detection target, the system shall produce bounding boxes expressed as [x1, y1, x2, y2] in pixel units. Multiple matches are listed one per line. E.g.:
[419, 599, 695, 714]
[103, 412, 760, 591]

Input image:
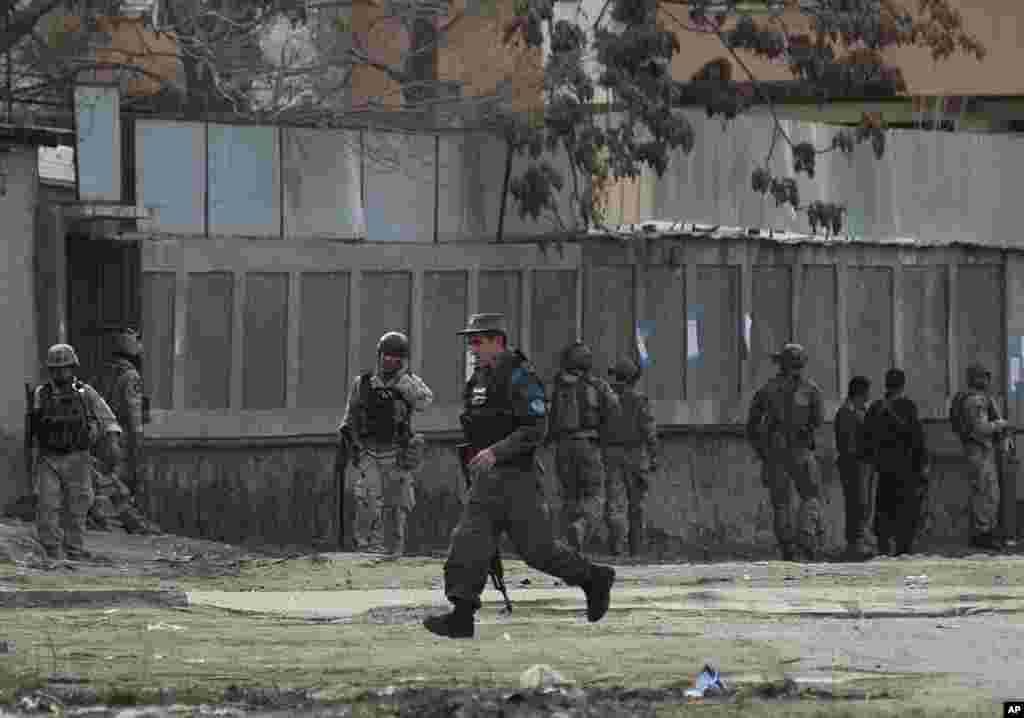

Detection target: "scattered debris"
[520, 664, 575, 690]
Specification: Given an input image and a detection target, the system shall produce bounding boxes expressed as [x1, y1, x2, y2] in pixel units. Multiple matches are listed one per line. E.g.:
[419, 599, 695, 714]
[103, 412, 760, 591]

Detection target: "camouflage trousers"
[554, 438, 606, 552]
[761, 447, 825, 561]
[348, 450, 416, 555]
[602, 446, 650, 557]
[964, 443, 1000, 538]
[35, 451, 94, 558]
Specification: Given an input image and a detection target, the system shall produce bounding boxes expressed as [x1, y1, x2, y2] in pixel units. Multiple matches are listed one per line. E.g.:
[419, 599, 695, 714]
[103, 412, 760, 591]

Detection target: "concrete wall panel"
[799, 265, 838, 397]
[530, 270, 578, 383]
[298, 272, 350, 410]
[902, 266, 949, 413]
[422, 271, 469, 403]
[847, 267, 893, 392]
[641, 266, 685, 401]
[693, 266, 740, 401]
[242, 273, 289, 410]
[185, 273, 233, 409]
[751, 266, 792, 390]
[142, 272, 176, 410]
[584, 265, 634, 376]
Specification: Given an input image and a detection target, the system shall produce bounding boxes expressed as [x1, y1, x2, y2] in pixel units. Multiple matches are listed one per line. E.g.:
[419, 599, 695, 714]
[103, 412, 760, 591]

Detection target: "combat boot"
[582, 565, 616, 622]
[423, 600, 476, 639]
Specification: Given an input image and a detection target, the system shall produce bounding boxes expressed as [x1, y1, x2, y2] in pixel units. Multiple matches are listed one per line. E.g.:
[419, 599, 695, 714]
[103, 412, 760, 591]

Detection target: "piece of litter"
[183, 658, 205, 664]
[102, 609, 119, 615]
[520, 664, 574, 690]
[742, 574, 751, 581]
[503, 633, 512, 641]
[147, 622, 186, 632]
[684, 664, 727, 698]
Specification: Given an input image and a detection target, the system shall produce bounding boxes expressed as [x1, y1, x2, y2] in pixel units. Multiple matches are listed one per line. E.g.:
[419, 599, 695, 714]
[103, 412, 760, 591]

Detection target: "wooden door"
[65, 235, 141, 387]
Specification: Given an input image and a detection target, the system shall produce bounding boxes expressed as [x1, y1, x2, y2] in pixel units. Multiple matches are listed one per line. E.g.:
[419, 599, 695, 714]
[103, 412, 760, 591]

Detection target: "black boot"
[423, 600, 476, 639]
[582, 565, 616, 623]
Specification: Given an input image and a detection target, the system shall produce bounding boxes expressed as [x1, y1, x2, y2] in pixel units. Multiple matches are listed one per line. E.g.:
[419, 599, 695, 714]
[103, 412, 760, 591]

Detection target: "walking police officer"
[28, 344, 123, 561]
[746, 343, 826, 561]
[423, 313, 616, 639]
[338, 331, 433, 556]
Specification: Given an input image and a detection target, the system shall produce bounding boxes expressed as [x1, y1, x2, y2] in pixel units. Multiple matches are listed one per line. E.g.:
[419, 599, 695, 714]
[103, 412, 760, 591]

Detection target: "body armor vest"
[460, 353, 527, 451]
[357, 373, 410, 445]
[34, 381, 93, 453]
[551, 375, 601, 434]
[603, 389, 644, 444]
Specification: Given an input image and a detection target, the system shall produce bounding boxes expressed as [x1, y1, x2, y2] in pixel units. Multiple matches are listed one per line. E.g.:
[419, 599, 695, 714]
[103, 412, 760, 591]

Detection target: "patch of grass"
[0, 604, 803, 702]
[655, 698, 999, 718]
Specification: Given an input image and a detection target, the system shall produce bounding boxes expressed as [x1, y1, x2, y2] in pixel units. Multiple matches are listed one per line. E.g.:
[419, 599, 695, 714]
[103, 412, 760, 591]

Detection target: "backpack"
[949, 391, 970, 439]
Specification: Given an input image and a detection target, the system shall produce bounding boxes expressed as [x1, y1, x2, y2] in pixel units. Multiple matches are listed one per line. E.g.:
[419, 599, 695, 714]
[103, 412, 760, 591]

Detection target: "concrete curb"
[0, 590, 189, 610]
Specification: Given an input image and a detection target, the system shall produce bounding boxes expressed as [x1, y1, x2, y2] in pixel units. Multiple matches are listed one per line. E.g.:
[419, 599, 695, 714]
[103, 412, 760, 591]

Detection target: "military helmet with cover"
[609, 357, 640, 383]
[111, 327, 143, 357]
[966, 361, 991, 380]
[771, 343, 807, 369]
[46, 343, 80, 368]
[560, 340, 594, 372]
[377, 331, 410, 358]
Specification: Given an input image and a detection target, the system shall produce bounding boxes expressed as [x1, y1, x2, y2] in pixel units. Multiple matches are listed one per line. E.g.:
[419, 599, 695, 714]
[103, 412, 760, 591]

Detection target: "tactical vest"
[551, 374, 601, 435]
[357, 373, 411, 445]
[34, 381, 93, 453]
[950, 390, 997, 444]
[460, 353, 529, 451]
[603, 389, 645, 444]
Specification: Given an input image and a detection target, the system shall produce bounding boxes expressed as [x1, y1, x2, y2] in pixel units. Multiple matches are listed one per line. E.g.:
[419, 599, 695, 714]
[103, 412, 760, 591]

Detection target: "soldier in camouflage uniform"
[953, 362, 1009, 551]
[338, 331, 433, 556]
[603, 358, 659, 557]
[94, 328, 160, 535]
[548, 341, 620, 552]
[423, 313, 616, 639]
[28, 344, 123, 561]
[746, 343, 826, 562]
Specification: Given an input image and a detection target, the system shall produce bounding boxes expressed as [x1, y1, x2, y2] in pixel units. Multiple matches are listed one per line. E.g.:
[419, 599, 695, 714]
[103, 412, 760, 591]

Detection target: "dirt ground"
[1, 517, 1022, 717]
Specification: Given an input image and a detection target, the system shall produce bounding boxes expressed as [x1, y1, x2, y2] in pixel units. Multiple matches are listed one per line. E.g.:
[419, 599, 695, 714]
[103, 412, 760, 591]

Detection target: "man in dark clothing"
[863, 368, 929, 556]
[423, 313, 616, 639]
[834, 376, 876, 560]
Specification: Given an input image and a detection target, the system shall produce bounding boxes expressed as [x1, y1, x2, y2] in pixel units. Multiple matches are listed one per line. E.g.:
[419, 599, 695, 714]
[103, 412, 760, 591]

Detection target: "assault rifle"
[456, 442, 512, 613]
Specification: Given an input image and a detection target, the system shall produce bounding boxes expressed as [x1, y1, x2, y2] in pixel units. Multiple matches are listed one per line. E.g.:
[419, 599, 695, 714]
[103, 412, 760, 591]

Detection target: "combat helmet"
[609, 357, 640, 383]
[560, 341, 593, 373]
[46, 343, 80, 368]
[377, 331, 410, 358]
[112, 328, 143, 357]
[771, 343, 807, 370]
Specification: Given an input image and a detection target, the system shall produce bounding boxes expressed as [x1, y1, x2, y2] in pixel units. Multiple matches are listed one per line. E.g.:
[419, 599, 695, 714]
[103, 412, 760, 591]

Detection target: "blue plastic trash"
[685, 664, 726, 698]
